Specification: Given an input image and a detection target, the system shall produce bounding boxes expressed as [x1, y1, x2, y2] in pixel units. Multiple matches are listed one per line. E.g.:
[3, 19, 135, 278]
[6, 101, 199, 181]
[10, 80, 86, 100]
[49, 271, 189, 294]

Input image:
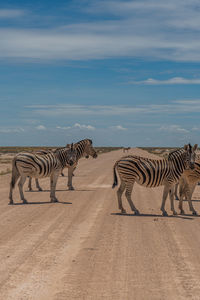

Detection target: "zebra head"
[84, 139, 98, 158]
[184, 143, 198, 170]
[66, 143, 77, 166]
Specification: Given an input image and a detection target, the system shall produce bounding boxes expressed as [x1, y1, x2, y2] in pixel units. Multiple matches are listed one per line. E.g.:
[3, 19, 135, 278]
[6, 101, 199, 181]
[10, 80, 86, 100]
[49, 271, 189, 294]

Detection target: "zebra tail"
[112, 163, 118, 188]
[10, 157, 20, 188]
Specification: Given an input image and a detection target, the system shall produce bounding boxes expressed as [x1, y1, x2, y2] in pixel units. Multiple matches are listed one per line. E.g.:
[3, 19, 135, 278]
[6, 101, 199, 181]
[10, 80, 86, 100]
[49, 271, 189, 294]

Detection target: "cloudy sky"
[1, 0, 200, 147]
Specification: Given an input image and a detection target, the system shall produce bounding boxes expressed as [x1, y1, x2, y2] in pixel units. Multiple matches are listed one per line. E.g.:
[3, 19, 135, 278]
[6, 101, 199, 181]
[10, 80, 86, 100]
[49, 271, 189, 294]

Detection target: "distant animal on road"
[123, 147, 131, 153]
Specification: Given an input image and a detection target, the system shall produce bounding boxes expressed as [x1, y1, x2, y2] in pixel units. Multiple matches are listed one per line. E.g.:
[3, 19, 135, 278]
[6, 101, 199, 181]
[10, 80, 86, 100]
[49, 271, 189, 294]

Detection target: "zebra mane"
[76, 138, 92, 144]
[168, 148, 184, 159]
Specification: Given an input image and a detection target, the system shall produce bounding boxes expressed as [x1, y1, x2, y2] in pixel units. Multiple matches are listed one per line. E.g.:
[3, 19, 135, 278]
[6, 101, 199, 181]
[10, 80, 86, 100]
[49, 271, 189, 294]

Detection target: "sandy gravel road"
[1, 148, 200, 300]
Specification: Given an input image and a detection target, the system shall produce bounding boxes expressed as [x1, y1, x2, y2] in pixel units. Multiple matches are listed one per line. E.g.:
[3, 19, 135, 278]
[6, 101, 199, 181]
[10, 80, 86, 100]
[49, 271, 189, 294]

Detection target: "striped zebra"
[67, 139, 97, 190]
[174, 156, 200, 215]
[28, 139, 97, 191]
[112, 144, 198, 216]
[9, 144, 77, 204]
[28, 148, 64, 191]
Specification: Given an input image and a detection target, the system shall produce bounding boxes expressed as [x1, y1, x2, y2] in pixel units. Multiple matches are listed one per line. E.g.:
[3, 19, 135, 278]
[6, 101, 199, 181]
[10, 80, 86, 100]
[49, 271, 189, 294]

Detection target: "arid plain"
[0, 148, 200, 299]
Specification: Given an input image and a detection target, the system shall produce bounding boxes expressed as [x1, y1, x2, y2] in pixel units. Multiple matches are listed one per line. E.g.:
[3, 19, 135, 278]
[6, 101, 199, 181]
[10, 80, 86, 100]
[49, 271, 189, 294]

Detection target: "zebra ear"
[184, 144, 188, 151]
[70, 143, 74, 150]
[193, 144, 198, 151]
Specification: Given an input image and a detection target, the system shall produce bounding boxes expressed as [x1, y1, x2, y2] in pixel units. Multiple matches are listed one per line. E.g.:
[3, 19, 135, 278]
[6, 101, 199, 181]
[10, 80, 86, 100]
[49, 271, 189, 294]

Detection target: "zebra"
[28, 139, 97, 191]
[67, 139, 97, 190]
[173, 157, 200, 215]
[112, 144, 198, 216]
[9, 143, 77, 204]
[28, 148, 66, 191]
[123, 147, 131, 153]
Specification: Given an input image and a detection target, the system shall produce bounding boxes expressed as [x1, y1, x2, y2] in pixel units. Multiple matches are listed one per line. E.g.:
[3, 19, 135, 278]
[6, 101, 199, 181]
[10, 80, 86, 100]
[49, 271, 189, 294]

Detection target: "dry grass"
[139, 147, 178, 157]
[0, 168, 11, 176]
[0, 146, 122, 155]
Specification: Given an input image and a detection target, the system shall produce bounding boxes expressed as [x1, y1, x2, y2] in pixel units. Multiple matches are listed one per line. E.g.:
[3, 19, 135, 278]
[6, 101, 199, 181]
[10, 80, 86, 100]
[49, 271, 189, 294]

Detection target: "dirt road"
[0, 148, 200, 300]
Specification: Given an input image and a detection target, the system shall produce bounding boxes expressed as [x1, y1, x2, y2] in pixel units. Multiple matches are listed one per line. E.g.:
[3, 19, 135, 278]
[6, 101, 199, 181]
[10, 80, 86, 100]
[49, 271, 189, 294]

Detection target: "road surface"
[0, 148, 200, 299]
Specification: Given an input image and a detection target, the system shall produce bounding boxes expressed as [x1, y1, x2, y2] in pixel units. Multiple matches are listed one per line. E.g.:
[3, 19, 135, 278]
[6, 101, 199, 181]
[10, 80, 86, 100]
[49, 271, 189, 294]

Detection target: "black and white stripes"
[112, 144, 198, 216]
[67, 139, 97, 190]
[9, 144, 77, 204]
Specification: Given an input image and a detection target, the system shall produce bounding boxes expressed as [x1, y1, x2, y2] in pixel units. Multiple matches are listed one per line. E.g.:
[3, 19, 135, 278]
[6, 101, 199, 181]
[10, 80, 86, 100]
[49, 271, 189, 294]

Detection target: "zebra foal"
[174, 157, 200, 215]
[9, 144, 77, 204]
[112, 144, 198, 216]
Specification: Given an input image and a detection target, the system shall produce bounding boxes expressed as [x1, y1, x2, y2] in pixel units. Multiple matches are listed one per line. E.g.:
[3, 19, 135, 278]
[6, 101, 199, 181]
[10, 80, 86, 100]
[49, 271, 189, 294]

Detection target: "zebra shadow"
[175, 198, 200, 203]
[26, 189, 94, 192]
[11, 201, 72, 205]
[111, 212, 194, 220]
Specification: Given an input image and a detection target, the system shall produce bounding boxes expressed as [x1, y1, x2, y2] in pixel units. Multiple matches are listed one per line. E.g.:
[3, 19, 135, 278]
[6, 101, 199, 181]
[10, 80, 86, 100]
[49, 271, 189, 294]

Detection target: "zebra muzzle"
[190, 163, 195, 169]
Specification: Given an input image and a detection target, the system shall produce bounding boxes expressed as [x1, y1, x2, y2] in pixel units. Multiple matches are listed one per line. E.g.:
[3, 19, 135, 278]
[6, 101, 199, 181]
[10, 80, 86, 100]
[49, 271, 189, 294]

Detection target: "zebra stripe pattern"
[174, 155, 200, 215]
[28, 148, 60, 191]
[67, 138, 97, 190]
[9, 144, 77, 204]
[27, 138, 98, 191]
[112, 144, 198, 216]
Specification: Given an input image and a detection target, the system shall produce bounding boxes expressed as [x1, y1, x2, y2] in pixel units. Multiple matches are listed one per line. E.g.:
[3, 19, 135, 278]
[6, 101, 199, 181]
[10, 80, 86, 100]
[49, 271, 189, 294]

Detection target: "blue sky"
[1, 0, 200, 147]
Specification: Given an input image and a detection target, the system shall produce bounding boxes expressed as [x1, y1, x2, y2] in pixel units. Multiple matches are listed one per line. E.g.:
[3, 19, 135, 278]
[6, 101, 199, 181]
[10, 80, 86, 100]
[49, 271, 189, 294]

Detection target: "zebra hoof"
[180, 210, 185, 215]
[162, 211, 168, 217]
[68, 187, 74, 191]
[173, 211, 177, 216]
[22, 199, 28, 204]
[192, 211, 197, 215]
[9, 200, 13, 205]
[28, 189, 33, 192]
[38, 188, 43, 191]
[51, 198, 58, 203]
[134, 210, 140, 215]
[121, 209, 126, 214]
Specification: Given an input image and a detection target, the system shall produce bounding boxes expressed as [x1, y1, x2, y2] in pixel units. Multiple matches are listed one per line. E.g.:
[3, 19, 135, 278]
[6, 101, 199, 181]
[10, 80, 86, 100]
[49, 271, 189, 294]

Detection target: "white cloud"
[191, 126, 199, 131]
[129, 77, 200, 85]
[35, 125, 46, 130]
[26, 101, 200, 118]
[0, 9, 25, 18]
[27, 104, 152, 116]
[0, 127, 24, 133]
[1, 1, 200, 61]
[159, 125, 189, 133]
[56, 126, 71, 130]
[56, 124, 95, 130]
[74, 123, 95, 130]
[110, 125, 127, 130]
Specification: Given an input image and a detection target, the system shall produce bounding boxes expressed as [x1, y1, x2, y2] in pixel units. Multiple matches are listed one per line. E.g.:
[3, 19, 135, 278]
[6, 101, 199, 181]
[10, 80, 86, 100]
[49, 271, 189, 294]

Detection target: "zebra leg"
[68, 166, 75, 190]
[18, 176, 28, 203]
[117, 181, 126, 214]
[125, 182, 140, 215]
[169, 186, 177, 215]
[50, 172, 59, 202]
[35, 178, 43, 191]
[161, 185, 169, 216]
[178, 193, 185, 214]
[28, 177, 33, 191]
[178, 182, 185, 214]
[187, 186, 197, 215]
[9, 171, 20, 205]
[174, 183, 179, 200]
